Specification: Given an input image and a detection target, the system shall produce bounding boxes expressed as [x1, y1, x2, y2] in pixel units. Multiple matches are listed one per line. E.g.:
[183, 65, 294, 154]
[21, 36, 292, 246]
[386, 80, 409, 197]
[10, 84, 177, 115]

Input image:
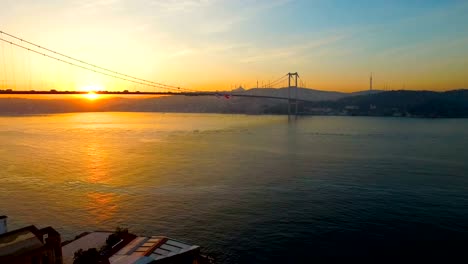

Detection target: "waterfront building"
[62, 231, 201, 264]
[0, 216, 63, 264]
[0, 216, 203, 264]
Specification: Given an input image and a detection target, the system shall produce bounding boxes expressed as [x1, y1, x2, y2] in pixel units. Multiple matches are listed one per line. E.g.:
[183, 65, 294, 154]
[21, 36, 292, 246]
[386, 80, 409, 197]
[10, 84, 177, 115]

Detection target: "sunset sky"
[1, 0, 467, 92]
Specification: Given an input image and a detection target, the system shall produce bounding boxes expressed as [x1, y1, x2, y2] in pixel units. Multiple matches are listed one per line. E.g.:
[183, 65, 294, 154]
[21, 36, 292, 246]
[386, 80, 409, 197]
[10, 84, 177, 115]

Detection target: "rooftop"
[62, 231, 112, 264]
[0, 225, 43, 257]
[62, 231, 200, 264]
[110, 235, 199, 264]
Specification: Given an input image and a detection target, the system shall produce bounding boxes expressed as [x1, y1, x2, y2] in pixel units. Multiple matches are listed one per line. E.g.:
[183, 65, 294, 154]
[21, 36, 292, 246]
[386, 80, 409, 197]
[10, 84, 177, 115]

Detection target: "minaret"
[370, 73, 373, 91]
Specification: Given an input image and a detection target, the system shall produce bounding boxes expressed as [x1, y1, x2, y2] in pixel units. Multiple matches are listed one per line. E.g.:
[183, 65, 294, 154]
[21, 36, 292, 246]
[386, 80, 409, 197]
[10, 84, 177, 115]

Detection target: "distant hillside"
[233, 87, 382, 101]
[1, 89, 466, 117]
[303, 89, 468, 117]
[0, 96, 281, 115]
[0, 87, 381, 115]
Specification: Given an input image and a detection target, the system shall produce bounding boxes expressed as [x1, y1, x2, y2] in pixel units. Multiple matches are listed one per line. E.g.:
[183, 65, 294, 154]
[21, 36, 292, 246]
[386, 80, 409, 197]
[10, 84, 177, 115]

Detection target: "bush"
[74, 227, 130, 264]
[102, 227, 129, 252]
[73, 248, 101, 264]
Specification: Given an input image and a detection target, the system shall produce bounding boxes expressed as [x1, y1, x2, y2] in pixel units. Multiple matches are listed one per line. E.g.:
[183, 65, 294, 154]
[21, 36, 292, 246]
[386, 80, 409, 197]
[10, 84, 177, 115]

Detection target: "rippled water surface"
[1, 113, 468, 263]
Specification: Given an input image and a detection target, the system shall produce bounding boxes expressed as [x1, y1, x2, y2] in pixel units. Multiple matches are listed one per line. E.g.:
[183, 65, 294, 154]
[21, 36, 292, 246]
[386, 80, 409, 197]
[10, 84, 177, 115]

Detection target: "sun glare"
[84, 91, 100, 100]
[81, 85, 103, 92]
[80, 85, 103, 100]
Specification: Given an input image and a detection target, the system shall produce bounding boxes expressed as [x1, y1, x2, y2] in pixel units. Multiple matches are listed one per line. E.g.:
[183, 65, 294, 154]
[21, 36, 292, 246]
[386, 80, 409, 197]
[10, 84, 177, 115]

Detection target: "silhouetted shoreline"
[0, 89, 467, 118]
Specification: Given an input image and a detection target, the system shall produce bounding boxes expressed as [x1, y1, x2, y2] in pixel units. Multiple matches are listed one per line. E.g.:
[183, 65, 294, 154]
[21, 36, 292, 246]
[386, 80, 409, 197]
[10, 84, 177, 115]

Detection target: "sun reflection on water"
[84, 141, 110, 185]
[86, 192, 118, 224]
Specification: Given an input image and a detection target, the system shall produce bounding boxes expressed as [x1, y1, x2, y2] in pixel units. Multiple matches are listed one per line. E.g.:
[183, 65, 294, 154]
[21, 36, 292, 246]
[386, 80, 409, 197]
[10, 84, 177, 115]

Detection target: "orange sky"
[1, 1, 467, 92]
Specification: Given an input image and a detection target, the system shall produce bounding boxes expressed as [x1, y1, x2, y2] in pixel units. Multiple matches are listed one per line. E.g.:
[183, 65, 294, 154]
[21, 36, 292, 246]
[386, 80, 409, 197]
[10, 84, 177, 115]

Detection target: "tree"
[101, 227, 129, 253]
[73, 248, 101, 264]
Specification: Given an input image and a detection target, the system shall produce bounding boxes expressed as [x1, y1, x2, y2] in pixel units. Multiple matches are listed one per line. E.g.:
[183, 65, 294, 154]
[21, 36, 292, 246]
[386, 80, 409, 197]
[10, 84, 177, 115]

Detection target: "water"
[1, 113, 468, 262]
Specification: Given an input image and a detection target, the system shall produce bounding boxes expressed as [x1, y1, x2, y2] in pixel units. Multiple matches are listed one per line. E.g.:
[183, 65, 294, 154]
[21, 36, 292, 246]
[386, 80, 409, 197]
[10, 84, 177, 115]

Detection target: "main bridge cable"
[265, 74, 288, 88]
[231, 74, 288, 99]
[0, 36, 187, 92]
[297, 74, 304, 87]
[0, 30, 198, 92]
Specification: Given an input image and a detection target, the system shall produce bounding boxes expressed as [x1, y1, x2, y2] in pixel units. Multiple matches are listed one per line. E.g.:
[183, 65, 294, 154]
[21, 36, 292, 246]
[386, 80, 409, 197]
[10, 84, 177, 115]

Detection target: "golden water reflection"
[86, 192, 118, 224]
[81, 130, 121, 224]
[84, 140, 111, 185]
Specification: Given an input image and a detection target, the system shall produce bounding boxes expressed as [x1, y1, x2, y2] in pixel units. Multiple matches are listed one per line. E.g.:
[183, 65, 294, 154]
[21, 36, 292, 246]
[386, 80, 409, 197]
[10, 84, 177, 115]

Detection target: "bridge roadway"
[0, 90, 313, 103]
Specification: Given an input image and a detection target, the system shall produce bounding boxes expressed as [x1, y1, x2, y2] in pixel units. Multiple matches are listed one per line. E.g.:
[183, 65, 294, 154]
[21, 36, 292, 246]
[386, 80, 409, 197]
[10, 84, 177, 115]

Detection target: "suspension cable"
[264, 74, 288, 88]
[0, 37, 186, 92]
[0, 30, 198, 92]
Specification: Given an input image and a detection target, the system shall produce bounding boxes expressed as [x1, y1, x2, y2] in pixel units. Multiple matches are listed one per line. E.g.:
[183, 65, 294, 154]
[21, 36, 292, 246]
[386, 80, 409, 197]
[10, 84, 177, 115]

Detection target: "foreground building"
[62, 231, 201, 264]
[0, 216, 204, 264]
[0, 216, 63, 264]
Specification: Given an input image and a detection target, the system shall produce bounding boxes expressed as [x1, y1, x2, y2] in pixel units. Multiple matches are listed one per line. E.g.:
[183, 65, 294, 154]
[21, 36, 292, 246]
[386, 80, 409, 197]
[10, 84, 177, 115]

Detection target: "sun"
[84, 91, 100, 100]
[80, 85, 103, 100]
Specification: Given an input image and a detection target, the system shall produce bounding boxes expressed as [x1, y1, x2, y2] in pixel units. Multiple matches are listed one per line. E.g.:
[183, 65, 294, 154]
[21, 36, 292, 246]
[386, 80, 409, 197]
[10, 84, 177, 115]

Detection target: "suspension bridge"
[0, 30, 308, 119]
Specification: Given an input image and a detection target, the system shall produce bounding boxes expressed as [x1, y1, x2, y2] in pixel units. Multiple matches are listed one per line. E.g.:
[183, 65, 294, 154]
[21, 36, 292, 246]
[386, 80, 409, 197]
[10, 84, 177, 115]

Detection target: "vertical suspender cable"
[1, 32, 6, 89]
[22, 46, 27, 90]
[40, 52, 45, 90]
[28, 49, 32, 90]
[10, 42, 16, 90]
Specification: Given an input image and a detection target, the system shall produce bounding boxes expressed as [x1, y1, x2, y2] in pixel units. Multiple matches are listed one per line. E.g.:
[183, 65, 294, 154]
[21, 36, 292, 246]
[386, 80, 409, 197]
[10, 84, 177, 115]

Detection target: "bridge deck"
[0, 90, 313, 103]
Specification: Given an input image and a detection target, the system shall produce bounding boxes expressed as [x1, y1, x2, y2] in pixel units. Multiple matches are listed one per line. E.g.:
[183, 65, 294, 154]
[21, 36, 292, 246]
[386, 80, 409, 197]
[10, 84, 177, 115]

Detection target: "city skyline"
[1, 0, 468, 92]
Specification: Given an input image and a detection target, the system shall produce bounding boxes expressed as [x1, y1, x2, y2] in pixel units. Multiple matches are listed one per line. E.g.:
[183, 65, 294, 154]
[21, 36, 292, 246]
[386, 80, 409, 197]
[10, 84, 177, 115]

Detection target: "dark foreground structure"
[0, 216, 62, 264]
[0, 216, 210, 264]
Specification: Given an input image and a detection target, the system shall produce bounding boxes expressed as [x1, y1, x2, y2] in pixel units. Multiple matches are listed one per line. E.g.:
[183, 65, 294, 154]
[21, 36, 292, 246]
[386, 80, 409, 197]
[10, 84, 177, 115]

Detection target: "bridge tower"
[288, 72, 299, 120]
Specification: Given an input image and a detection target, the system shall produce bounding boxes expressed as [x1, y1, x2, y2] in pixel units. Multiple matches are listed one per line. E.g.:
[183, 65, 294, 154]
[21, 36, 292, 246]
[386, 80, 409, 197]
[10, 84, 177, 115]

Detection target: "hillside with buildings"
[301, 89, 468, 117]
[0, 88, 467, 117]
